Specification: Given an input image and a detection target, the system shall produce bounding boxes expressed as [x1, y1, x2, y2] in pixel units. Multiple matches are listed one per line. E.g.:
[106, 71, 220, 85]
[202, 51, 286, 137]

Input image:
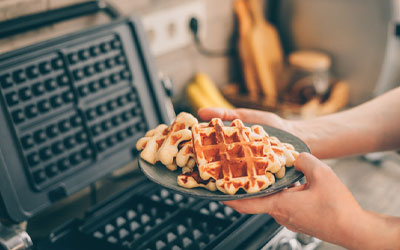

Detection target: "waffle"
[136, 112, 198, 171]
[176, 141, 196, 174]
[192, 118, 285, 195]
[269, 136, 299, 178]
[177, 167, 217, 191]
[138, 112, 299, 195]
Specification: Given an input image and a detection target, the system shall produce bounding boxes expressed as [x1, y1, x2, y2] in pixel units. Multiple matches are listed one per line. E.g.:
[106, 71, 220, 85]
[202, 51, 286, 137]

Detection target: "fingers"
[223, 190, 287, 214]
[198, 108, 241, 121]
[235, 109, 280, 125]
[198, 108, 284, 127]
[222, 181, 309, 214]
[294, 153, 330, 183]
[294, 153, 319, 181]
[289, 181, 301, 188]
[223, 197, 274, 214]
[285, 183, 307, 192]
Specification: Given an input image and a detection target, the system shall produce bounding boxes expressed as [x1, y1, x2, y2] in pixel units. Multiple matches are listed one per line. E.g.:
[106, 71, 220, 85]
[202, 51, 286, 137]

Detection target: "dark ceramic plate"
[138, 124, 310, 201]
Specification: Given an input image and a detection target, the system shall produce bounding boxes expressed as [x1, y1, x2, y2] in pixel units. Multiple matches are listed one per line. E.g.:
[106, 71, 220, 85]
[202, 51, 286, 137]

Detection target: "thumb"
[294, 152, 324, 182]
[222, 192, 282, 214]
[198, 108, 240, 121]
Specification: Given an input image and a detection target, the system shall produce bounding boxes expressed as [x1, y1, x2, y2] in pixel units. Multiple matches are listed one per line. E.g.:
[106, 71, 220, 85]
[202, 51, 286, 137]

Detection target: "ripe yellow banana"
[194, 73, 235, 109]
[186, 82, 218, 111]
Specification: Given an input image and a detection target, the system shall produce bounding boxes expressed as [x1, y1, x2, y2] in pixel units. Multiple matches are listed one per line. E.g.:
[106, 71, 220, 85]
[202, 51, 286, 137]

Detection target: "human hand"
[198, 107, 295, 135]
[198, 107, 324, 158]
[198, 108, 400, 248]
[223, 153, 369, 249]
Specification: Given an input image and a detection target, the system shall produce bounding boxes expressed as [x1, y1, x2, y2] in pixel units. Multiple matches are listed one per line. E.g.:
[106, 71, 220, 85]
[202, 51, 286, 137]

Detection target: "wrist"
[338, 209, 400, 250]
[288, 120, 320, 157]
[289, 116, 351, 159]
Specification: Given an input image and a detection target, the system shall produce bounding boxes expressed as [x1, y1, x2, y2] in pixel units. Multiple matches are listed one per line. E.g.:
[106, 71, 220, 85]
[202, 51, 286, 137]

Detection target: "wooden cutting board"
[234, 0, 259, 100]
[247, 0, 284, 106]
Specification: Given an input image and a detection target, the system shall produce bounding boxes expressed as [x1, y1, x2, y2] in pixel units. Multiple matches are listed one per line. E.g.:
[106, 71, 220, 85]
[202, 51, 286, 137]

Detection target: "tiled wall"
[0, 0, 238, 105]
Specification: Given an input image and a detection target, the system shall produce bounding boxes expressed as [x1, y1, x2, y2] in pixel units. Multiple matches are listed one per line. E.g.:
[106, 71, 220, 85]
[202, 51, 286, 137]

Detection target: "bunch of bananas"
[186, 73, 234, 111]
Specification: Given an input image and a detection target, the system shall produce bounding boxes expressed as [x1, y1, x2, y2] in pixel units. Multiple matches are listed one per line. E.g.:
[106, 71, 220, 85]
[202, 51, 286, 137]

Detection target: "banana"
[186, 82, 218, 111]
[194, 73, 235, 109]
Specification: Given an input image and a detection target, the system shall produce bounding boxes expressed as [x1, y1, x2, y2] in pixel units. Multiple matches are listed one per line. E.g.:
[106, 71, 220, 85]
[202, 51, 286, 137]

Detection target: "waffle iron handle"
[0, 0, 121, 39]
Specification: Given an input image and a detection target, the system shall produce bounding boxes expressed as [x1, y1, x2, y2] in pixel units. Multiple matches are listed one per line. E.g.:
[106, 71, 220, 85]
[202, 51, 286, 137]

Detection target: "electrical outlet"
[142, 1, 206, 57]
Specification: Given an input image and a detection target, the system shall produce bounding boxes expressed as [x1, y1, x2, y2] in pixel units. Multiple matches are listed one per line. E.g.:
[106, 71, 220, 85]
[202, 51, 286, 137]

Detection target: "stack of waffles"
[136, 112, 299, 195]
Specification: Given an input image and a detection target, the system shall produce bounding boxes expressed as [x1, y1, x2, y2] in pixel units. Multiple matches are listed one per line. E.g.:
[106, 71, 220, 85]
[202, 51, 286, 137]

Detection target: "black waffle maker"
[0, 1, 278, 250]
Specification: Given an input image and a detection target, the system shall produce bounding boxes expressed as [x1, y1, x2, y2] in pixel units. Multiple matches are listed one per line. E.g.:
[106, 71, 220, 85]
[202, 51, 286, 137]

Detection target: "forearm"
[338, 210, 400, 250]
[292, 87, 400, 159]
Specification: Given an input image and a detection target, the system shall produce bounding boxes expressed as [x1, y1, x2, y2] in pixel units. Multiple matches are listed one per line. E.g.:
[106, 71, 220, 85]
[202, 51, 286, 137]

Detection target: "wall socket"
[142, 1, 207, 57]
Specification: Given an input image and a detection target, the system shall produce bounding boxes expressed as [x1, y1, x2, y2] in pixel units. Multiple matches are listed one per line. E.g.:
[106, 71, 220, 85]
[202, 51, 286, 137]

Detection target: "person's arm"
[198, 86, 400, 159]
[223, 153, 400, 250]
[197, 87, 400, 249]
[292, 86, 400, 158]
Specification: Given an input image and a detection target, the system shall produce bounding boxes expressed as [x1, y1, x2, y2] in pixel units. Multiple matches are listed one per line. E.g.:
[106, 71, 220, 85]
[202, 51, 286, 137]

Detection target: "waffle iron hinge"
[0, 223, 32, 250]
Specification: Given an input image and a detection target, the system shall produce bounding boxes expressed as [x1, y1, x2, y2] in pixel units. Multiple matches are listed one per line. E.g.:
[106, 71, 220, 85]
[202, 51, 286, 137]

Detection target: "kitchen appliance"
[275, 0, 400, 105]
[0, 1, 319, 249]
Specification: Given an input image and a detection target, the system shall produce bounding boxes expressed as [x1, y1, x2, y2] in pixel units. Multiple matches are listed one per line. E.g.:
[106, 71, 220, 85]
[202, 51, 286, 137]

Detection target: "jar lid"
[289, 51, 331, 71]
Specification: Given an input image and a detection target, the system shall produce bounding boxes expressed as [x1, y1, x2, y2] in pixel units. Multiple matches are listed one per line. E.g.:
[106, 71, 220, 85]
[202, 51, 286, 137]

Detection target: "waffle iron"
[0, 1, 276, 249]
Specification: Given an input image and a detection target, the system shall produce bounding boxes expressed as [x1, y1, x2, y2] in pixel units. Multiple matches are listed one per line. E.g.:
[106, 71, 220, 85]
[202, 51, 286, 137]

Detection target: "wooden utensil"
[318, 81, 349, 115]
[247, 0, 284, 106]
[234, 0, 259, 100]
[249, 0, 284, 78]
[300, 81, 350, 118]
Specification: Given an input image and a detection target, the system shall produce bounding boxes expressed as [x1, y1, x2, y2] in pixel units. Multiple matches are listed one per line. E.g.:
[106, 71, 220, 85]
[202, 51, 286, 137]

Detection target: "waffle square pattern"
[192, 118, 299, 195]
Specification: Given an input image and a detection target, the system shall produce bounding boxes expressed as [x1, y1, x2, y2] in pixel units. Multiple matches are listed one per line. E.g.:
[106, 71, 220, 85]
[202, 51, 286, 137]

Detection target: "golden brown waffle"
[177, 167, 217, 191]
[192, 118, 281, 195]
[136, 112, 198, 170]
[138, 112, 299, 195]
[269, 136, 299, 178]
[176, 141, 196, 174]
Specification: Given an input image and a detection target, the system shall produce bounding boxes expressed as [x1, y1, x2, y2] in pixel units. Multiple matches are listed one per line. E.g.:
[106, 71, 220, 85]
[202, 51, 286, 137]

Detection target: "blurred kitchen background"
[1, 0, 400, 249]
[2, 0, 400, 110]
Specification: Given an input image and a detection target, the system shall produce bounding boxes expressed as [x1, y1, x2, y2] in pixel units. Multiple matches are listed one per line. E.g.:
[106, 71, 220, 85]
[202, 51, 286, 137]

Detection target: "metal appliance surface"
[0, 224, 32, 250]
[0, 5, 170, 223]
[261, 227, 321, 250]
[276, 0, 400, 105]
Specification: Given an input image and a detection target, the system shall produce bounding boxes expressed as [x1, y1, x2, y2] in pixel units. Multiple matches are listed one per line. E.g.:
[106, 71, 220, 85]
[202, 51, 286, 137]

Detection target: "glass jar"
[285, 51, 331, 104]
